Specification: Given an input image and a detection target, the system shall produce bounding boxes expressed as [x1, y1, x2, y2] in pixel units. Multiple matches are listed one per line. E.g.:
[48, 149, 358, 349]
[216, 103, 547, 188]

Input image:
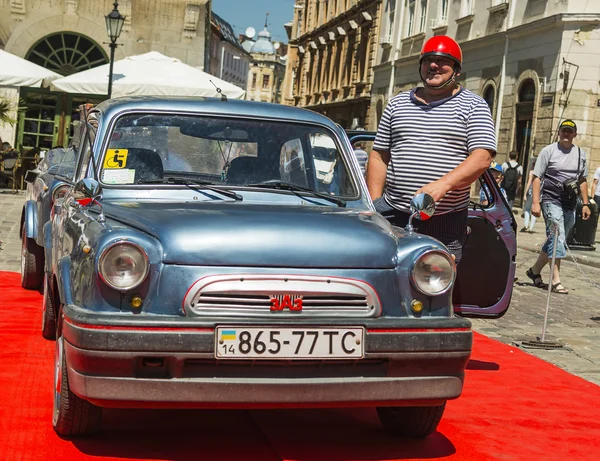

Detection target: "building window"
[251, 73, 257, 89]
[385, 0, 395, 39]
[460, 0, 473, 18]
[441, 0, 449, 22]
[407, 0, 416, 36]
[419, 0, 428, 33]
[262, 74, 270, 89]
[519, 79, 536, 102]
[25, 32, 108, 76]
[483, 85, 495, 115]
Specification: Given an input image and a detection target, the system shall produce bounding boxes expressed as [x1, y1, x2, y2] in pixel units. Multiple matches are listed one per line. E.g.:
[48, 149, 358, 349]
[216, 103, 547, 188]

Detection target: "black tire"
[21, 226, 44, 290]
[377, 403, 446, 438]
[41, 274, 56, 340]
[53, 333, 102, 437]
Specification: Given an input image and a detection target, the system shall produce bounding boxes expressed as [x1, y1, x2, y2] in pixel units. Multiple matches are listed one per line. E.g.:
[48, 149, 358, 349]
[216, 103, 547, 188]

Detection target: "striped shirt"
[353, 148, 368, 175]
[373, 87, 497, 214]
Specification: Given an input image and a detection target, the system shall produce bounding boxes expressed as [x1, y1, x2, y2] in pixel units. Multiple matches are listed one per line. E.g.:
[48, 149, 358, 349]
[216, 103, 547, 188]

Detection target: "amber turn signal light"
[130, 295, 143, 309]
[411, 300, 424, 314]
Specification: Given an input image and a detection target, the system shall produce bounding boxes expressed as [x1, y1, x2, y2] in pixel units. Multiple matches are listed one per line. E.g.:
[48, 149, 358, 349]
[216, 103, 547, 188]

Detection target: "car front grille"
[183, 274, 381, 318]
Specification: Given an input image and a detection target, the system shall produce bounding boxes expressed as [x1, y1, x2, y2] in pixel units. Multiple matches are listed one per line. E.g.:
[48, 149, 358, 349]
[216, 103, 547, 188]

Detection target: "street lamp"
[105, 1, 126, 99]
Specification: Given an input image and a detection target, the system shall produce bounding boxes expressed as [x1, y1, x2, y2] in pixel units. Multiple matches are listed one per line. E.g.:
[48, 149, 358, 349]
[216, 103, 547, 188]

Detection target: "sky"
[211, 0, 296, 45]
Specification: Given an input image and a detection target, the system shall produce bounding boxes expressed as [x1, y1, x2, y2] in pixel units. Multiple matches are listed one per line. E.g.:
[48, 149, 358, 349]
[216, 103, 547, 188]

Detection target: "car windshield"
[52, 147, 78, 179]
[99, 113, 358, 198]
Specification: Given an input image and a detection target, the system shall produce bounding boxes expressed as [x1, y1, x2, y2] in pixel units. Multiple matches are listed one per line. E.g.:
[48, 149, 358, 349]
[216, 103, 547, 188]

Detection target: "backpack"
[502, 163, 519, 200]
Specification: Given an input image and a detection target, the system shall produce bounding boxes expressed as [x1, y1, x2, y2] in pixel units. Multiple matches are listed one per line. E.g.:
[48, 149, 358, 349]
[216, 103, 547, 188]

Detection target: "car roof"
[95, 96, 340, 131]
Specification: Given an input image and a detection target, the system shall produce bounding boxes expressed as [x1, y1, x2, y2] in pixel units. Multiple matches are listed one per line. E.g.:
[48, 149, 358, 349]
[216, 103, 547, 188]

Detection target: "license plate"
[215, 327, 364, 359]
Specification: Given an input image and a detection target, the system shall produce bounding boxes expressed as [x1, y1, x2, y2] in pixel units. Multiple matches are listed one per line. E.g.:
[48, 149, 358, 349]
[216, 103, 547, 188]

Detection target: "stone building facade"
[0, 0, 211, 148]
[242, 27, 286, 104]
[209, 12, 251, 90]
[282, 0, 383, 130]
[371, 0, 600, 195]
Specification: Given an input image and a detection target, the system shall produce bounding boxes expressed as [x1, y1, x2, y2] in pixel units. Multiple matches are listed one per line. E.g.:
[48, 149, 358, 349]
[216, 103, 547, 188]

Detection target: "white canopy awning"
[0, 50, 62, 87]
[50, 51, 246, 99]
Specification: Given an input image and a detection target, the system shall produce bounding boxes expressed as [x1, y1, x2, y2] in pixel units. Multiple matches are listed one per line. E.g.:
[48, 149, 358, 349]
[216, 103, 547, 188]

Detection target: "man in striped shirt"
[367, 36, 496, 263]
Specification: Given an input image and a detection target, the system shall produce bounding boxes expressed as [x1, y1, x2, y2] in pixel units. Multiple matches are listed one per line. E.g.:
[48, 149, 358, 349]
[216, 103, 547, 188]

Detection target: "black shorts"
[374, 197, 468, 264]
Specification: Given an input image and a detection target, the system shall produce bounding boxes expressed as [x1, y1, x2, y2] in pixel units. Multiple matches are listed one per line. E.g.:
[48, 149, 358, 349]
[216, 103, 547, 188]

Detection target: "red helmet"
[420, 36, 462, 69]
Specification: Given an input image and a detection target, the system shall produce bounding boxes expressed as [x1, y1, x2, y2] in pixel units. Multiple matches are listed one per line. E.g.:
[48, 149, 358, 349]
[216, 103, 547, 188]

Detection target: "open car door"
[452, 171, 516, 318]
[347, 132, 516, 319]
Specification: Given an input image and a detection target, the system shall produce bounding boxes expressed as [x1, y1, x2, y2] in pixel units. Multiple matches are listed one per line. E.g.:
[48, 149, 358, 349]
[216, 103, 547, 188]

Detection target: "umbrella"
[50, 51, 246, 99]
[0, 50, 62, 87]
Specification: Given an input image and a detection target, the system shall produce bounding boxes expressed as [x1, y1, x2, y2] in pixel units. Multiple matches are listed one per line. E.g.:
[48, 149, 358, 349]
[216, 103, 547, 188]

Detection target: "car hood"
[100, 201, 401, 268]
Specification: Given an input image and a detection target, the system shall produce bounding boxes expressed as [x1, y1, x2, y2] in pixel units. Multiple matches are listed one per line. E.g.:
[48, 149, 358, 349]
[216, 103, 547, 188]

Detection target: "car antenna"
[209, 80, 228, 102]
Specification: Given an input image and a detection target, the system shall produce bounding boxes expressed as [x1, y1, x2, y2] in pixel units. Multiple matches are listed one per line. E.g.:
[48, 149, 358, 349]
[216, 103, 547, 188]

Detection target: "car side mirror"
[406, 193, 435, 233]
[74, 178, 102, 202]
[73, 178, 105, 223]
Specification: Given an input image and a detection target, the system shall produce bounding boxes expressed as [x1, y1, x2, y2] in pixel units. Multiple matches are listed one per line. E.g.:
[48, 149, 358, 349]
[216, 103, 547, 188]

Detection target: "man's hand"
[415, 179, 451, 203]
[532, 202, 542, 218]
[582, 205, 591, 221]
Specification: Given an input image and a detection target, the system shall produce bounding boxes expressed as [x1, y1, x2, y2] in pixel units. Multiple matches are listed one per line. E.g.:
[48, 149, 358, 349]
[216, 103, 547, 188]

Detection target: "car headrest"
[226, 156, 279, 185]
[124, 148, 164, 182]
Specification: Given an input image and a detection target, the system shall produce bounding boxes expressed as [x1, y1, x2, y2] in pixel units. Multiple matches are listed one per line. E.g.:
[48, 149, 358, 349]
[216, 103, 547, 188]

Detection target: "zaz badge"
[270, 294, 303, 312]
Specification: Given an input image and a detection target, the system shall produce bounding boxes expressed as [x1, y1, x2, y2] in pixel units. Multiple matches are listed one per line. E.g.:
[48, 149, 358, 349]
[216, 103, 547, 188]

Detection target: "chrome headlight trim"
[98, 241, 149, 291]
[410, 249, 456, 296]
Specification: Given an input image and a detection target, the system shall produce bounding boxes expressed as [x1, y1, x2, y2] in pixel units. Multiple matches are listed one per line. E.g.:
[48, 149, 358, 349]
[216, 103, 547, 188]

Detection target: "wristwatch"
[582, 203, 591, 208]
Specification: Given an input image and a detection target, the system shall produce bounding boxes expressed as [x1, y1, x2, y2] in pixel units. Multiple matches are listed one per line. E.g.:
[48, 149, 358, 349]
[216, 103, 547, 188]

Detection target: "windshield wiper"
[246, 180, 346, 207]
[136, 176, 243, 201]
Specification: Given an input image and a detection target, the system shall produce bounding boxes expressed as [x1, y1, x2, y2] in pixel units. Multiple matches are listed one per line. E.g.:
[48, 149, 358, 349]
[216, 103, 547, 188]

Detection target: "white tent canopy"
[0, 50, 62, 87]
[50, 51, 246, 99]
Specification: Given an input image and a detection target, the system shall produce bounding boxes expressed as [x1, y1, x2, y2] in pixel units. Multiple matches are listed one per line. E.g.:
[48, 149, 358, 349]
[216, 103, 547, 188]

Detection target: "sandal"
[551, 283, 569, 294]
[526, 268, 547, 288]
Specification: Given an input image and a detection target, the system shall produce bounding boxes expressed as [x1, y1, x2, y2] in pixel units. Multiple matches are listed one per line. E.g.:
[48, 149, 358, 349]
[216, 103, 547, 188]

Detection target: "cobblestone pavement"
[1, 189, 598, 385]
[0, 190, 24, 273]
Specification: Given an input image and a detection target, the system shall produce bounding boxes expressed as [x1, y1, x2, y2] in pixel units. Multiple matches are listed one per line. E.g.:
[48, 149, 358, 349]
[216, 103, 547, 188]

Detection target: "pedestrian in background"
[590, 165, 600, 205]
[367, 35, 496, 264]
[520, 156, 538, 233]
[480, 163, 507, 206]
[526, 119, 590, 294]
[501, 150, 522, 210]
[352, 141, 368, 176]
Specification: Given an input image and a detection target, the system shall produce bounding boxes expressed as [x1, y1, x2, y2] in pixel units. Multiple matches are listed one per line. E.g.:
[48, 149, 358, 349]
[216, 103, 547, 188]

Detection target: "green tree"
[0, 97, 18, 126]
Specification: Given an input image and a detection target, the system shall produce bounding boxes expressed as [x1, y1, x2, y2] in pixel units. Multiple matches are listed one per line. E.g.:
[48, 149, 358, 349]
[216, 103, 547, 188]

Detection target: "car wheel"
[53, 331, 102, 436]
[41, 274, 56, 340]
[21, 226, 44, 290]
[376, 403, 446, 438]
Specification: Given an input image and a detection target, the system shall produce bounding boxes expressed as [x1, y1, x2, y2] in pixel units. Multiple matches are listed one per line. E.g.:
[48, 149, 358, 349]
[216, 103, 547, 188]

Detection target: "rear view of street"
[1, 188, 599, 385]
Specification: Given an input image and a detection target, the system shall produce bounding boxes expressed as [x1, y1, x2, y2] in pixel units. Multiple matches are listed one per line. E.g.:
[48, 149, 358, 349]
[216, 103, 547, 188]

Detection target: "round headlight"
[52, 184, 70, 202]
[411, 250, 455, 295]
[98, 242, 149, 291]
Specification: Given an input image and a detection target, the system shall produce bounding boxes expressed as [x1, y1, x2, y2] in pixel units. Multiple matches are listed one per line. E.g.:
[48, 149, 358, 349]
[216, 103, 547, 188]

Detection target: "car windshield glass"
[53, 147, 78, 180]
[100, 113, 358, 198]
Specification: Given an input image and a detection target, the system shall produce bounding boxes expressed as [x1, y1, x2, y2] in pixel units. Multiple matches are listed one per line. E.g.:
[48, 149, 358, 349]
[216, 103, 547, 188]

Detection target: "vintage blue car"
[44, 96, 515, 437]
[21, 108, 91, 291]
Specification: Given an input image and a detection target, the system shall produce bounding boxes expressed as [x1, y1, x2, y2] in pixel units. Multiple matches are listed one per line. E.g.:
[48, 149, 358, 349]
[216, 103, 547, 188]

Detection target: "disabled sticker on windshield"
[104, 149, 128, 169]
[102, 168, 135, 184]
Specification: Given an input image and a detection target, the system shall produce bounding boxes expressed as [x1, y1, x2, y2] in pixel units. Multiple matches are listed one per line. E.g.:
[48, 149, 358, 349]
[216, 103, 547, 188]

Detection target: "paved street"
[1, 188, 599, 385]
[0, 189, 24, 273]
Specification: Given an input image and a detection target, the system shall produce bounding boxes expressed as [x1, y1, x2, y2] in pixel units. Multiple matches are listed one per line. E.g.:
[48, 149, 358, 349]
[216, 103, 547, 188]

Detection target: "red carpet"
[0, 270, 599, 461]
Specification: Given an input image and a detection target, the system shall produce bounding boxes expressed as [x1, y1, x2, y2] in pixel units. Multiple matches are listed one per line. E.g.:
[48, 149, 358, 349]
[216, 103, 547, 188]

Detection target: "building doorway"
[514, 79, 536, 207]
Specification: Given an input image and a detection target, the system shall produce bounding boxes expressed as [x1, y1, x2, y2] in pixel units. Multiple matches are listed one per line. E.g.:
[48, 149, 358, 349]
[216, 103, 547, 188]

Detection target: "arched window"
[26, 32, 108, 76]
[519, 79, 536, 102]
[483, 85, 495, 114]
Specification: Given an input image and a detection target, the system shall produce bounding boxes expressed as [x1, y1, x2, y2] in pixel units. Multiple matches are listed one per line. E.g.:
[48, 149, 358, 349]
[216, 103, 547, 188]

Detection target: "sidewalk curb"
[517, 244, 600, 269]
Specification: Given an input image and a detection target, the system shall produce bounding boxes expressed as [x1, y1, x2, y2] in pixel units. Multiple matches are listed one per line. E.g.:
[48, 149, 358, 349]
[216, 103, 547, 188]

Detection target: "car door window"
[309, 133, 354, 196]
[280, 139, 308, 187]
